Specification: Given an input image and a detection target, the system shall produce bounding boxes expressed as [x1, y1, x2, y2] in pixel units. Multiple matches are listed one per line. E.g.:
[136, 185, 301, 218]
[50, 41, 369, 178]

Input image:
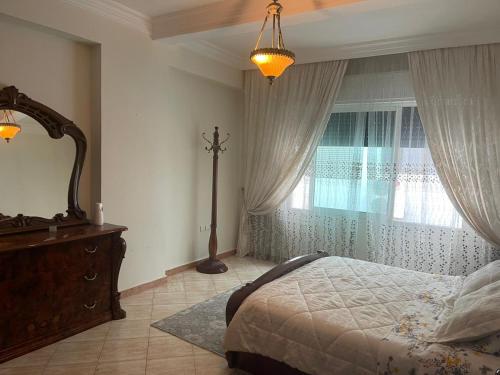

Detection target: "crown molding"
[230, 27, 500, 70]
[177, 27, 500, 70]
[64, 0, 152, 35]
[295, 28, 500, 65]
[183, 41, 247, 69]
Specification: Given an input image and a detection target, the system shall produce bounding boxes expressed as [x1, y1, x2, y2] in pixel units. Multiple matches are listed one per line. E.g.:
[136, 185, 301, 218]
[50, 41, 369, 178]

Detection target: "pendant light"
[0, 110, 21, 143]
[250, 0, 295, 84]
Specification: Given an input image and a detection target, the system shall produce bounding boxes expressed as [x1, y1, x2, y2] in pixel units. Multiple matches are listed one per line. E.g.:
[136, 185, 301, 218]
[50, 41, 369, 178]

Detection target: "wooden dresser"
[0, 224, 127, 363]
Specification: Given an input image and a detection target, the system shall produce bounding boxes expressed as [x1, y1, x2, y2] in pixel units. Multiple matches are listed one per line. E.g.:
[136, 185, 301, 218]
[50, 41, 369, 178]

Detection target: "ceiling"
[109, 0, 500, 69]
[113, 0, 222, 17]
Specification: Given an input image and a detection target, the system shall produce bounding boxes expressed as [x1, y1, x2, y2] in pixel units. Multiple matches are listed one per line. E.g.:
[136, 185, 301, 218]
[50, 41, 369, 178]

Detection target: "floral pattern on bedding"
[379, 284, 500, 375]
[468, 333, 500, 357]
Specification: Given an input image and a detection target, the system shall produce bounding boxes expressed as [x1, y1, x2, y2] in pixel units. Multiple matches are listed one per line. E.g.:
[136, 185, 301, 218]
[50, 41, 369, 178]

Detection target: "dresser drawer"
[0, 286, 111, 350]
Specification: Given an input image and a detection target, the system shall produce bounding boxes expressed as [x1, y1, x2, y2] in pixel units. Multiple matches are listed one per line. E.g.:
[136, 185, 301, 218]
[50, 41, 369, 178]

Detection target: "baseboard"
[165, 248, 237, 276]
[119, 249, 237, 298]
[119, 276, 168, 299]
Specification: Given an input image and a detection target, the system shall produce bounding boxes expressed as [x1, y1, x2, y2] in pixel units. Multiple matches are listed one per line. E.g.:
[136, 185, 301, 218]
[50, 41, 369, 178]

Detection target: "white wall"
[0, 0, 244, 290]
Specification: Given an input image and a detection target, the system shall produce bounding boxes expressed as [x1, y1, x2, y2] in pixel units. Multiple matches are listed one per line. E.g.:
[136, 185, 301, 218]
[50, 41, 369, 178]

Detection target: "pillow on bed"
[459, 260, 500, 297]
[425, 279, 500, 343]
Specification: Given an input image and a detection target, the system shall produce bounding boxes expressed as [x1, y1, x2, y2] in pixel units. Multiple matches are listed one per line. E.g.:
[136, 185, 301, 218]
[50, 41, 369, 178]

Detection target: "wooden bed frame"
[225, 252, 329, 375]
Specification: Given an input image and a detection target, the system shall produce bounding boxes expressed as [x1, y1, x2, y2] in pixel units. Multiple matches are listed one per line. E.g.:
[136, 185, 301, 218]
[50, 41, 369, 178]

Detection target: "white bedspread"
[224, 256, 500, 374]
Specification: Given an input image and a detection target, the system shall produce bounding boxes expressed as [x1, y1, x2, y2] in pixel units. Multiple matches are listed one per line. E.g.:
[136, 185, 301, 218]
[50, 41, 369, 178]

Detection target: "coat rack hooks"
[202, 126, 230, 154]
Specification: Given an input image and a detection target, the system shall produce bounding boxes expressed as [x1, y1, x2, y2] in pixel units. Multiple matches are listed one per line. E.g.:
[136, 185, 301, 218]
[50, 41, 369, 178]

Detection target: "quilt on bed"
[224, 256, 499, 374]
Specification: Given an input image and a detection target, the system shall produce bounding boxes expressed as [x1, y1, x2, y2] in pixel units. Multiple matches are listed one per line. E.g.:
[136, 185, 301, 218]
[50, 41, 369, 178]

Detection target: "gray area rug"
[151, 287, 238, 357]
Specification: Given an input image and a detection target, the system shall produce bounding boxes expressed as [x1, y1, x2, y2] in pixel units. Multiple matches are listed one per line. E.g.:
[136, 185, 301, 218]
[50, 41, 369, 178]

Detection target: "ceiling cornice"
[287, 28, 500, 67]
[64, 0, 152, 35]
[185, 27, 500, 70]
[183, 40, 247, 69]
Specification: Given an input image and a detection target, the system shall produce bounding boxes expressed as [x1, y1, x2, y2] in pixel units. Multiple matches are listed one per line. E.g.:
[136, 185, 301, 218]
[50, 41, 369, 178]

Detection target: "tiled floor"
[0, 256, 275, 375]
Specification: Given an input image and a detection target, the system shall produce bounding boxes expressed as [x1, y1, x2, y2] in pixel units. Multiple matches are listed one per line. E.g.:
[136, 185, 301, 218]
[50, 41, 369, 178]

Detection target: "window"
[290, 103, 462, 228]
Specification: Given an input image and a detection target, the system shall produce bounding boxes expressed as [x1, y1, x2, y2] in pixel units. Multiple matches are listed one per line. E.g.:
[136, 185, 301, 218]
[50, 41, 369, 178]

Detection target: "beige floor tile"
[214, 274, 240, 286]
[196, 368, 241, 375]
[213, 279, 240, 288]
[165, 274, 184, 283]
[99, 338, 148, 363]
[213, 279, 241, 289]
[49, 341, 103, 366]
[151, 304, 188, 321]
[107, 319, 150, 340]
[192, 345, 210, 355]
[182, 270, 213, 280]
[147, 369, 194, 375]
[183, 280, 215, 291]
[121, 293, 154, 306]
[194, 353, 227, 369]
[95, 359, 146, 375]
[148, 324, 170, 338]
[153, 292, 187, 305]
[124, 305, 153, 320]
[0, 368, 43, 375]
[148, 336, 194, 360]
[0, 345, 56, 368]
[155, 282, 185, 293]
[234, 270, 261, 278]
[43, 363, 96, 375]
[127, 290, 154, 296]
[146, 356, 195, 373]
[63, 323, 111, 343]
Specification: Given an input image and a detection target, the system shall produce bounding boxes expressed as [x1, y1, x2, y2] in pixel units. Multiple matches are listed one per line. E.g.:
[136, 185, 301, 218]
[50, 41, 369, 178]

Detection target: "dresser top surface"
[0, 223, 127, 253]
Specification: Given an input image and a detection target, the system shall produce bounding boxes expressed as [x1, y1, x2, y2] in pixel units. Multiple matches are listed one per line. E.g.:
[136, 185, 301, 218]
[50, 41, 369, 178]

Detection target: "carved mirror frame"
[0, 86, 88, 235]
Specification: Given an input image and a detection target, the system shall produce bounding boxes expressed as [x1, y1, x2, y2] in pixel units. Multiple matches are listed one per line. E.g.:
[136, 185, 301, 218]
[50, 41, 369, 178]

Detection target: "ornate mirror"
[0, 86, 88, 235]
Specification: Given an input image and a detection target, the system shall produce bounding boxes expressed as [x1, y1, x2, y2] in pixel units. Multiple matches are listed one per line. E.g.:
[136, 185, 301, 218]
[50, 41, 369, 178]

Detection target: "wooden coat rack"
[196, 126, 230, 274]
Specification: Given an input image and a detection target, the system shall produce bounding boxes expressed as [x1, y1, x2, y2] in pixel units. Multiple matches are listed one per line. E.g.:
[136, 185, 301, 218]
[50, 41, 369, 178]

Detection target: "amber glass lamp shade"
[250, 48, 295, 84]
[0, 123, 21, 143]
[251, 0, 295, 84]
[0, 110, 21, 143]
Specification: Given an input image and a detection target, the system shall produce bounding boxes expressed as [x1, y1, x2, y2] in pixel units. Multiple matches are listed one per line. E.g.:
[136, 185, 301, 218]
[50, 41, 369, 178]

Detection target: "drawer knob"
[84, 245, 98, 254]
[84, 272, 98, 281]
[83, 302, 97, 310]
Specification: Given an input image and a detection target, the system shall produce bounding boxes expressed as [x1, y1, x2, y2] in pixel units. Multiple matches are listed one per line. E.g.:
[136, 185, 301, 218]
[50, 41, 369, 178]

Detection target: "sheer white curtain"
[408, 44, 500, 247]
[238, 60, 348, 256]
[366, 107, 495, 275]
[248, 54, 499, 275]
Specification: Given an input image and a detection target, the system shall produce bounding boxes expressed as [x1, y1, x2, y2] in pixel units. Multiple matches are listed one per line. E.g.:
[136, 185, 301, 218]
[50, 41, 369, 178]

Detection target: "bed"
[224, 253, 500, 375]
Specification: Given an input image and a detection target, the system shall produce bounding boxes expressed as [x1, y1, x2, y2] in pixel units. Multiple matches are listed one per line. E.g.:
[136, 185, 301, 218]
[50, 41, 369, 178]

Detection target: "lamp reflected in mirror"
[0, 110, 21, 143]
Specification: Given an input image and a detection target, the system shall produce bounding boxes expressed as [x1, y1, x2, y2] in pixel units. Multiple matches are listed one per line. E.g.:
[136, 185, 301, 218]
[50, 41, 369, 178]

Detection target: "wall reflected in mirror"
[0, 111, 74, 218]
